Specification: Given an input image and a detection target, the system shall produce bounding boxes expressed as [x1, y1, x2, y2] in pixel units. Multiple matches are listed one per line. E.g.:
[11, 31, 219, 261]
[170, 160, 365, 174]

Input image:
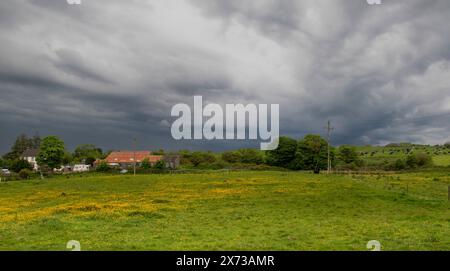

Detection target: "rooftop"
[105, 151, 162, 163]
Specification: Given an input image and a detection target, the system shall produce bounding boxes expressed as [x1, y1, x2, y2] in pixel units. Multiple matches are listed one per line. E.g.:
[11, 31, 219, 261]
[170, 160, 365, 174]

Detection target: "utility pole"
[324, 120, 334, 174]
[133, 137, 137, 176]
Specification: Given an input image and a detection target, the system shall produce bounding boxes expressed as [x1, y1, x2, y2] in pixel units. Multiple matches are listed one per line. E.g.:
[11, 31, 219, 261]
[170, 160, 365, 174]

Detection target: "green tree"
[37, 136, 65, 170]
[338, 145, 359, 164]
[294, 134, 332, 173]
[96, 161, 110, 172]
[3, 134, 35, 160]
[221, 151, 242, 164]
[11, 159, 33, 173]
[141, 158, 151, 169]
[85, 157, 96, 166]
[265, 136, 297, 168]
[414, 152, 433, 167]
[238, 149, 264, 164]
[73, 144, 102, 165]
[152, 149, 165, 155]
[405, 152, 432, 168]
[189, 151, 216, 167]
[393, 159, 406, 170]
[154, 160, 166, 169]
[63, 151, 73, 165]
[405, 154, 417, 168]
[31, 134, 41, 149]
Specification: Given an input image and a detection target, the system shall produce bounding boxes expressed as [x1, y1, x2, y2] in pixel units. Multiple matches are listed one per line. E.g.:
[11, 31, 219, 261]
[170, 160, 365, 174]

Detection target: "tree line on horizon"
[1, 133, 448, 179]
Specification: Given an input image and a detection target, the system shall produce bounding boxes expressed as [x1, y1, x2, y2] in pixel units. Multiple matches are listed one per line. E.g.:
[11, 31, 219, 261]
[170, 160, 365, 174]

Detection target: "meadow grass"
[0, 171, 449, 251]
[433, 155, 450, 167]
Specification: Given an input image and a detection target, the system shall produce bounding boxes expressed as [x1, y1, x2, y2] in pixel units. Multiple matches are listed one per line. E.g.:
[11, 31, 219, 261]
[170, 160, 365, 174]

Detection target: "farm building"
[98, 151, 180, 169]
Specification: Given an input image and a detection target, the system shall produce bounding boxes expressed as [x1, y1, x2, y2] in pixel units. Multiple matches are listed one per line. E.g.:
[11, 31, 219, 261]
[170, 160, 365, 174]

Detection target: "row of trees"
[2, 133, 437, 176]
[1, 134, 106, 175]
[178, 135, 362, 173]
[387, 152, 433, 171]
[178, 135, 435, 173]
[95, 158, 166, 172]
[264, 135, 361, 173]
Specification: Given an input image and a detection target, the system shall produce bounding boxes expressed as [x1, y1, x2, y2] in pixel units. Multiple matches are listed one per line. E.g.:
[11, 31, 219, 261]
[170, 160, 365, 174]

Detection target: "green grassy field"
[0, 171, 449, 251]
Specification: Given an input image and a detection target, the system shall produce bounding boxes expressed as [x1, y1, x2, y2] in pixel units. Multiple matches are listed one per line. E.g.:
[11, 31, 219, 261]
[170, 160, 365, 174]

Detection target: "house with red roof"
[103, 151, 162, 167]
[98, 151, 180, 169]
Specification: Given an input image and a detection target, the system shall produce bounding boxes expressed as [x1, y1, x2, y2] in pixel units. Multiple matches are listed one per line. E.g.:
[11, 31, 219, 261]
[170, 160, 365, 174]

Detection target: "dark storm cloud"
[1, 0, 450, 153]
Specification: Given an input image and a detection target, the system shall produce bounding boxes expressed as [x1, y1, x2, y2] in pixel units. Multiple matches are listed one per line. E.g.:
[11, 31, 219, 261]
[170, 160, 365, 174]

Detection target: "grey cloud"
[1, 0, 450, 154]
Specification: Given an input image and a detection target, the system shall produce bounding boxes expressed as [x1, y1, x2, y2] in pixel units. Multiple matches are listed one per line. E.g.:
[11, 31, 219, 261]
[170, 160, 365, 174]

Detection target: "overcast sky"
[1, 0, 450, 153]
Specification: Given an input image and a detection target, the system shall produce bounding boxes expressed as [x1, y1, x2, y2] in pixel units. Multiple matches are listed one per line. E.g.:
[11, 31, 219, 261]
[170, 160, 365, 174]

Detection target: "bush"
[292, 135, 331, 173]
[18, 169, 32, 180]
[208, 160, 229, 170]
[406, 152, 433, 168]
[141, 158, 151, 169]
[11, 159, 33, 173]
[96, 161, 111, 172]
[85, 157, 96, 166]
[415, 152, 433, 167]
[154, 160, 166, 170]
[338, 145, 359, 164]
[238, 149, 264, 164]
[265, 136, 297, 168]
[394, 159, 407, 170]
[406, 154, 417, 168]
[189, 152, 216, 167]
[221, 151, 242, 164]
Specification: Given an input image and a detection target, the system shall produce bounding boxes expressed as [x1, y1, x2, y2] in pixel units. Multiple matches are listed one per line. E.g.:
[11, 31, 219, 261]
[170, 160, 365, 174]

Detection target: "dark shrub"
[394, 159, 407, 170]
[154, 160, 166, 170]
[238, 149, 264, 164]
[292, 135, 332, 173]
[415, 152, 433, 167]
[265, 136, 297, 168]
[221, 151, 242, 164]
[11, 159, 33, 173]
[96, 161, 111, 172]
[141, 158, 151, 169]
[406, 152, 433, 168]
[189, 152, 216, 167]
[338, 145, 359, 164]
[18, 169, 32, 180]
